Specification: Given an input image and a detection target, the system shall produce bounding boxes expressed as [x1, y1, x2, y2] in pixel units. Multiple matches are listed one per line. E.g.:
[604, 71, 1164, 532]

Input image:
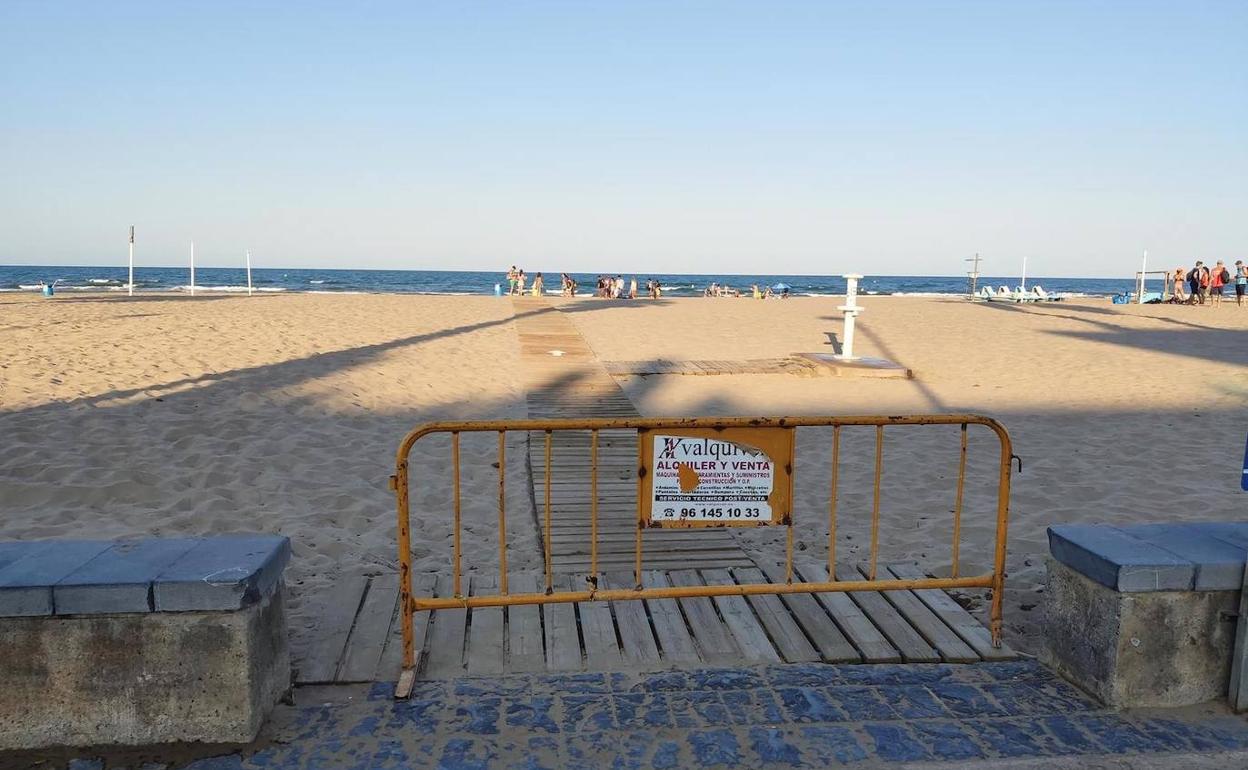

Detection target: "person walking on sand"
[628, 277, 637, 299]
[1210, 261, 1228, 307]
[517, 270, 526, 296]
[1235, 260, 1246, 308]
[507, 266, 518, 295]
[532, 272, 544, 297]
[1187, 261, 1204, 305]
[1172, 267, 1186, 303]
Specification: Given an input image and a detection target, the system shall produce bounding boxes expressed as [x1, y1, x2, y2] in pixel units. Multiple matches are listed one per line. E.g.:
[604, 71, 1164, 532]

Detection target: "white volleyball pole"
[190, 240, 196, 296]
[1137, 249, 1147, 305]
[838, 273, 863, 360]
[246, 249, 253, 296]
[127, 225, 135, 297]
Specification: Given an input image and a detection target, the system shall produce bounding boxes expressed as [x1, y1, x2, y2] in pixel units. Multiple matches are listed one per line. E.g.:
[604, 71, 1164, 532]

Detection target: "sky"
[1, 1, 1244, 277]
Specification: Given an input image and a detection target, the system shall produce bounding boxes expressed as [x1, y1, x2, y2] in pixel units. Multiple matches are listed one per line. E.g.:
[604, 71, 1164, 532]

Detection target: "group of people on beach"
[592, 275, 663, 299]
[505, 266, 544, 296]
[705, 282, 790, 299]
[1169, 260, 1246, 307]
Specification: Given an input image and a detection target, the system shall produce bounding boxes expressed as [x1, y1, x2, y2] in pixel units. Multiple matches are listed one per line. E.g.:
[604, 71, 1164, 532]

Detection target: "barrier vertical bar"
[990, 426, 1014, 646]
[828, 425, 840, 578]
[452, 431, 462, 597]
[395, 456, 413, 673]
[869, 425, 883, 581]
[498, 431, 509, 595]
[544, 430, 553, 593]
[951, 424, 968, 579]
[590, 429, 599, 578]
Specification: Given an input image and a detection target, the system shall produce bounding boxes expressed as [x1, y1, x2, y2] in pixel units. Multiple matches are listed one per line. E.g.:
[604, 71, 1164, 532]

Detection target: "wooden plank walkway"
[291, 566, 1016, 684]
[512, 297, 751, 572]
[603, 358, 820, 377]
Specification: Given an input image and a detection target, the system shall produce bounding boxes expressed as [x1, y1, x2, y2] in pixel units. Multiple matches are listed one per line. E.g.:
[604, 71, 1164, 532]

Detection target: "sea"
[0, 265, 1140, 298]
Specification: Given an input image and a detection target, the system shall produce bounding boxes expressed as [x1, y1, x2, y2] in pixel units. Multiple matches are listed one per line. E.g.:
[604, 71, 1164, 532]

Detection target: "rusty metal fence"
[390, 415, 1014, 695]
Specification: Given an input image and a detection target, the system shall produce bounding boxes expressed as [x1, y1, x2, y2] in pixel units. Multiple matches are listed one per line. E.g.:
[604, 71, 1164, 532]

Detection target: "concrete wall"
[0, 584, 290, 750]
[1044, 558, 1238, 708]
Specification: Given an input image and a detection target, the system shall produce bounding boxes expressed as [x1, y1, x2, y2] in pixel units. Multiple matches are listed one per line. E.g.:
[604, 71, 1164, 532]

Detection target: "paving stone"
[54, 538, 200, 614]
[765, 663, 837, 688]
[67, 759, 105, 770]
[0, 539, 112, 616]
[776, 686, 852, 722]
[911, 720, 985, 761]
[928, 682, 1008, 718]
[720, 689, 785, 725]
[152, 534, 290, 611]
[455, 697, 502, 735]
[686, 728, 743, 767]
[1123, 523, 1248, 590]
[688, 668, 765, 691]
[630, 670, 691, 692]
[863, 722, 931, 762]
[559, 694, 617, 732]
[667, 690, 734, 728]
[823, 685, 897, 720]
[504, 696, 559, 734]
[1038, 715, 1102, 754]
[613, 693, 675, 729]
[747, 726, 803, 765]
[1047, 525, 1194, 592]
[877, 684, 951, 719]
[537, 672, 609, 694]
[968, 719, 1051, 757]
[1072, 715, 1158, 753]
[797, 725, 868, 764]
[437, 737, 499, 770]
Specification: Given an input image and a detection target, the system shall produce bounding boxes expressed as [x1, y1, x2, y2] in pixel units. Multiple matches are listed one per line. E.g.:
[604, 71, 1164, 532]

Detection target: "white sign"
[648, 434, 776, 522]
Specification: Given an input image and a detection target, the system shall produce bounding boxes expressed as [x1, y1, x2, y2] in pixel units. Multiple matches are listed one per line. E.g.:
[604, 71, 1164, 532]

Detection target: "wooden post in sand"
[245, 249, 253, 296]
[127, 226, 135, 297]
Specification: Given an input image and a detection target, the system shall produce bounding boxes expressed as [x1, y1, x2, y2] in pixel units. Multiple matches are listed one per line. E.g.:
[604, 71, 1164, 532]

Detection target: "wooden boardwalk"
[288, 298, 1014, 686]
[289, 565, 1015, 684]
[512, 298, 750, 572]
[604, 358, 819, 377]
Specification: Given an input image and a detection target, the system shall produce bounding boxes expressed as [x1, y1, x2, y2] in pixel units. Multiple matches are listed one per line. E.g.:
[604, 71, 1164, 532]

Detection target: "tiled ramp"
[291, 565, 1014, 684]
[511, 298, 750, 571]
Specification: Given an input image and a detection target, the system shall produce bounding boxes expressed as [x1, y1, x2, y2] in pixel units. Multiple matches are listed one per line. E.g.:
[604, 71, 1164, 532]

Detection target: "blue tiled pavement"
[50, 661, 1248, 769]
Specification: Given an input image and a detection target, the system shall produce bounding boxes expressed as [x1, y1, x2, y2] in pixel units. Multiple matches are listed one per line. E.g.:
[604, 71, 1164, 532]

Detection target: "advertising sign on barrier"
[638, 427, 795, 527]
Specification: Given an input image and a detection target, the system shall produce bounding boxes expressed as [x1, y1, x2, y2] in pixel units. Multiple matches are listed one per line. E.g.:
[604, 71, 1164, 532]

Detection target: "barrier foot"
[395, 667, 416, 700]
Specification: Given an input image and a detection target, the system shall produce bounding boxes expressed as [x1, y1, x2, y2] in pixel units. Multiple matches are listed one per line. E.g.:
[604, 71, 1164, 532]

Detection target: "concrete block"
[0, 584, 290, 750]
[1124, 524, 1248, 591]
[1047, 525, 1194, 592]
[54, 538, 201, 615]
[153, 535, 290, 611]
[1043, 558, 1237, 707]
[0, 541, 113, 617]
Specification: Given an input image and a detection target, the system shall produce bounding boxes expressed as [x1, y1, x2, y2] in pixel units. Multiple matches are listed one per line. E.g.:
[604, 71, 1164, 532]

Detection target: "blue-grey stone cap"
[0, 540, 114, 616]
[54, 538, 202, 615]
[1121, 523, 1248, 591]
[1047, 525, 1195, 592]
[153, 534, 291, 611]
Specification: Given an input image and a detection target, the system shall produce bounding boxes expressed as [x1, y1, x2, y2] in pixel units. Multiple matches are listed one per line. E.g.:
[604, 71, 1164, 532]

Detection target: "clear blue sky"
[1, 1, 1244, 276]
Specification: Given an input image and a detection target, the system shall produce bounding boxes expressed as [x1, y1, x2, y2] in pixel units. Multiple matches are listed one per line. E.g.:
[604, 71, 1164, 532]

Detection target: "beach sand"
[1, 291, 1244, 652]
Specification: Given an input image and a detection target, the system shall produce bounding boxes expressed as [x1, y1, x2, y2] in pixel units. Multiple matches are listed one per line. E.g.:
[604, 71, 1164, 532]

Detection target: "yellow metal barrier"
[390, 415, 1014, 696]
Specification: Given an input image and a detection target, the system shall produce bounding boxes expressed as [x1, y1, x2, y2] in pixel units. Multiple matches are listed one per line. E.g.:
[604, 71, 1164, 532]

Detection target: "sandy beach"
[1, 291, 1244, 652]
